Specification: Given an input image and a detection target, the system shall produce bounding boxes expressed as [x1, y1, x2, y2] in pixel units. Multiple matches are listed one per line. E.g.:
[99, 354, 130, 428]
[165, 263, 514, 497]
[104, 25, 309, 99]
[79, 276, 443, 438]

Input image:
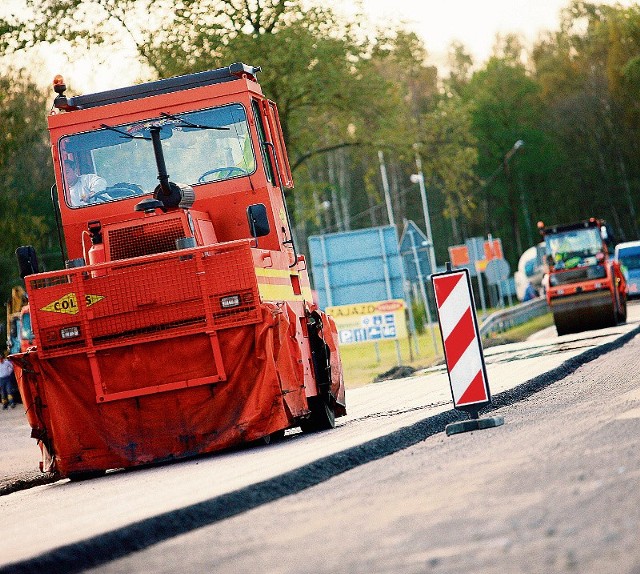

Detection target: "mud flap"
[301, 310, 336, 432]
[307, 311, 332, 397]
[10, 304, 298, 477]
[300, 309, 348, 431]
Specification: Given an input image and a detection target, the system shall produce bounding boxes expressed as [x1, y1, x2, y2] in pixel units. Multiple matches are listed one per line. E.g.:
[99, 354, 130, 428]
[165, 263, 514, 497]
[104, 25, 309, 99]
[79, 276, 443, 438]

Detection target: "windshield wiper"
[100, 123, 150, 140]
[160, 112, 229, 131]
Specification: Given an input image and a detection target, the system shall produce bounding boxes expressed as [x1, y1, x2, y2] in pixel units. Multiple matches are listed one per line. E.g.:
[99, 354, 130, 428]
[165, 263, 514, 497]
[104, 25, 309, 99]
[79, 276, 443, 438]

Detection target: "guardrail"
[479, 297, 549, 337]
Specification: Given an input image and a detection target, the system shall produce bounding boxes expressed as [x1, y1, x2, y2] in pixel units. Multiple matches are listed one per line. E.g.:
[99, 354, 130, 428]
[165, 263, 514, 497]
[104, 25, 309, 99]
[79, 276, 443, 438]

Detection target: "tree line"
[0, 0, 639, 301]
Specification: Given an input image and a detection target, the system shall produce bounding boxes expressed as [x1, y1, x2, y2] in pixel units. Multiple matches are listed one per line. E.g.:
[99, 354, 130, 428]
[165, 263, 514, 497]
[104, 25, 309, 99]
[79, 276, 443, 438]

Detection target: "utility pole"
[378, 150, 395, 226]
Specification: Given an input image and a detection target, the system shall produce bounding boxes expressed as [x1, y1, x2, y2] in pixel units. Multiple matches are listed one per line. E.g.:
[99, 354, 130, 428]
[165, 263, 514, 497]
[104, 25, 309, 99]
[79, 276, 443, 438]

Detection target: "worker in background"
[63, 159, 107, 206]
[9, 286, 27, 316]
[0, 352, 15, 409]
[6, 286, 27, 354]
[523, 282, 538, 301]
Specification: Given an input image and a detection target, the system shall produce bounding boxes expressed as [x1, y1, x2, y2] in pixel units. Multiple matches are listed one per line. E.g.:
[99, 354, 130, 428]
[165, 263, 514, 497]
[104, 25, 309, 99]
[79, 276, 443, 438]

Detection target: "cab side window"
[252, 100, 275, 183]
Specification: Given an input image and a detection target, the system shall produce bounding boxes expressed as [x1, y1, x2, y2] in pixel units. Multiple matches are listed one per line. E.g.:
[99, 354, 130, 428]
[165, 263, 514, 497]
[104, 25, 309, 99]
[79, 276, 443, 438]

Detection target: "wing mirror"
[247, 204, 270, 238]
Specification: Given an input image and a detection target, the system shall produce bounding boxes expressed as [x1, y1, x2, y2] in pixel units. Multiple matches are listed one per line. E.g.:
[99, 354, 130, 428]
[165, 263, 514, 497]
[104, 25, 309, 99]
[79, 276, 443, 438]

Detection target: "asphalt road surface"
[2, 304, 640, 573]
[95, 331, 640, 574]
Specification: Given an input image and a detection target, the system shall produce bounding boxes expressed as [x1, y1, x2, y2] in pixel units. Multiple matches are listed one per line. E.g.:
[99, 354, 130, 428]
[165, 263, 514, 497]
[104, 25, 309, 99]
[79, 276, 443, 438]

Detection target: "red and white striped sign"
[432, 269, 491, 409]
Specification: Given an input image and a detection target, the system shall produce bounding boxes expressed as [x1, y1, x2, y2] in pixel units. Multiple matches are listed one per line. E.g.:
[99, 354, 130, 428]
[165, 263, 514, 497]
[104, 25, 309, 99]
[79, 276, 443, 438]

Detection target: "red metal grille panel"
[27, 241, 261, 358]
[88, 256, 205, 341]
[107, 218, 186, 260]
[201, 247, 262, 328]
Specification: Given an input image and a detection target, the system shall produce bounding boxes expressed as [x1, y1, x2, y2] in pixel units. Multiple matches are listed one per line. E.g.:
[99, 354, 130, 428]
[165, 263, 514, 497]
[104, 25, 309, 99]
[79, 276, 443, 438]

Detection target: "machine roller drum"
[552, 291, 617, 335]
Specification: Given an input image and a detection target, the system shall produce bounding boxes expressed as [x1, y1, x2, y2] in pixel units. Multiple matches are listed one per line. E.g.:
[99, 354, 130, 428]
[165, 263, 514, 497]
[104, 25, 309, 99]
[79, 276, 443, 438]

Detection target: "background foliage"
[1, 0, 639, 305]
[0, 71, 55, 300]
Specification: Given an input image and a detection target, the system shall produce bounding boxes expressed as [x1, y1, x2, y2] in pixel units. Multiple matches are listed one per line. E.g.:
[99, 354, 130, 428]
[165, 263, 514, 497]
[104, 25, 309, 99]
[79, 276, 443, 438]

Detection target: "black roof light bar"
[53, 63, 261, 112]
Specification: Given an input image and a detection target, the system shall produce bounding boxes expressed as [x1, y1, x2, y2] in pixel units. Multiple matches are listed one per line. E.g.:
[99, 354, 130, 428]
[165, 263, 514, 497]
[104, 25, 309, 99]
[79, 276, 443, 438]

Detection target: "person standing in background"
[0, 352, 16, 409]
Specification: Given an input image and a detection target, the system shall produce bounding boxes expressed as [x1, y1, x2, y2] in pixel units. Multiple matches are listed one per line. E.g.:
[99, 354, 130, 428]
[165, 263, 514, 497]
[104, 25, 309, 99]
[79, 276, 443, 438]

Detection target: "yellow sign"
[326, 299, 407, 345]
[41, 293, 105, 315]
[475, 259, 488, 272]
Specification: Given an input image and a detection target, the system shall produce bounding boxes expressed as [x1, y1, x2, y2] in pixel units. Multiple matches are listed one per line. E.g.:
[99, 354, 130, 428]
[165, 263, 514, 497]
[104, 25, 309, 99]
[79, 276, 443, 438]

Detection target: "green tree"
[0, 71, 55, 300]
[465, 38, 550, 263]
[445, 41, 474, 98]
[417, 96, 478, 246]
[532, 1, 640, 239]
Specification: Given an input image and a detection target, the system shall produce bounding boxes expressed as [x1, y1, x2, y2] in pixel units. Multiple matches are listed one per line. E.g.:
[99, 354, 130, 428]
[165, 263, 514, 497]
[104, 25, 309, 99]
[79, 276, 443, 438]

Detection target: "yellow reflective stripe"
[302, 286, 313, 300]
[258, 283, 313, 302]
[254, 267, 293, 279]
[254, 267, 311, 287]
[254, 267, 312, 302]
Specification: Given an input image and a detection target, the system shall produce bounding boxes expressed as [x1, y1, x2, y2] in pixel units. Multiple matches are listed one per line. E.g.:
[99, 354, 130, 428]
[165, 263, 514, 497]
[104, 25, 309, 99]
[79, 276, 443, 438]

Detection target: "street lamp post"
[406, 222, 439, 356]
[502, 140, 525, 256]
[504, 139, 524, 164]
[481, 139, 525, 238]
[410, 153, 436, 275]
[410, 152, 440, 356]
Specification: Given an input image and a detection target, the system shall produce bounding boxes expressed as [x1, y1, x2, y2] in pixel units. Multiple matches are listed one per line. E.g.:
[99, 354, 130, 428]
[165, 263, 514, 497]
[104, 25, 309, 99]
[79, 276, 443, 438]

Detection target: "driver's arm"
[84, 174, 108, 202]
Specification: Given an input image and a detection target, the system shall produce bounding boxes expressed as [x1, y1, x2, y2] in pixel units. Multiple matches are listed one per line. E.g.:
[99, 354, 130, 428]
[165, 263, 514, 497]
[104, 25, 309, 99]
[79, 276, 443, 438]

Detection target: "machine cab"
[48, 63, 295, 266]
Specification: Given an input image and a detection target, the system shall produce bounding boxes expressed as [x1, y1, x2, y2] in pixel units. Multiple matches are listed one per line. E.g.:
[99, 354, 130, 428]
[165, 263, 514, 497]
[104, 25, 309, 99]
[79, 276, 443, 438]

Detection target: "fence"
[479, 297, 549, 337]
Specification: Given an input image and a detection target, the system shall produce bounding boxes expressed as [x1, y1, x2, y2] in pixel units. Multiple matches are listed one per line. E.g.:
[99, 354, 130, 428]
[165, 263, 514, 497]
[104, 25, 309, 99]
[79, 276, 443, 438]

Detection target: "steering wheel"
[88, 183, 144, 203]
[197, 166, 248, 184]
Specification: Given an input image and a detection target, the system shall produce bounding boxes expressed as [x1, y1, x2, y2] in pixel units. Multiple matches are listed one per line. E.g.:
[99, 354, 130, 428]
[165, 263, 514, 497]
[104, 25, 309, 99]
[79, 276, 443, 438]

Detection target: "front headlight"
[220, 295, 241, 309]
[60, 326, 81, 339]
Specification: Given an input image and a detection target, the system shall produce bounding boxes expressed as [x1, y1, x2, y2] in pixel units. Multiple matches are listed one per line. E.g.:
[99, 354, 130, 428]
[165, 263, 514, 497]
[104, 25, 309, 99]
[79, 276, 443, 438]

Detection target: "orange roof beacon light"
[52, 74, 75, 112]
[53, 75, 65, 93]
[12, 63, 346, 480]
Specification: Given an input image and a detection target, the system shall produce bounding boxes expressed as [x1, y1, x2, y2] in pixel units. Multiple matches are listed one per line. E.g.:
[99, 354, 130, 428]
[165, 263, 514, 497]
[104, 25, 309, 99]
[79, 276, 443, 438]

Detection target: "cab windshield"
[619, 252, 640, 271]
[545, 227, 602, 269]
[20, 311, 33, 341]
[59, 103, 255, 208]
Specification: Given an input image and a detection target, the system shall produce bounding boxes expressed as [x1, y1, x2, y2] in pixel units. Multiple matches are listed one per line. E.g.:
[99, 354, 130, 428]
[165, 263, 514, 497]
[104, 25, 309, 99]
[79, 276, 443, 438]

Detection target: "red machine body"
[13, 63, 345, 478]
[539, 218, 627, 335]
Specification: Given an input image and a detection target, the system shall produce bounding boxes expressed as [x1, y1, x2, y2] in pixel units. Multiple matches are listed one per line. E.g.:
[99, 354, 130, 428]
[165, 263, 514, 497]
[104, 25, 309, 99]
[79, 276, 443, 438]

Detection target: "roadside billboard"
[326, 299, 408, 345]
[308, 226, 405, 309]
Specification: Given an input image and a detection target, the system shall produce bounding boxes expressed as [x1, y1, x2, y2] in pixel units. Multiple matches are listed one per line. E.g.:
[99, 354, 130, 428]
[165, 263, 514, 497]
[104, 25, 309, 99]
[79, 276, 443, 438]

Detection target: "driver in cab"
[64, 159, 108, 206]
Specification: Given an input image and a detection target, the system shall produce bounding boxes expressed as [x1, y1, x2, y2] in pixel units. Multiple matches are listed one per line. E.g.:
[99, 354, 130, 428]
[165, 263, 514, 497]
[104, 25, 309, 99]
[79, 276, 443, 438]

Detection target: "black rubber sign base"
[445, 415, 505, 436]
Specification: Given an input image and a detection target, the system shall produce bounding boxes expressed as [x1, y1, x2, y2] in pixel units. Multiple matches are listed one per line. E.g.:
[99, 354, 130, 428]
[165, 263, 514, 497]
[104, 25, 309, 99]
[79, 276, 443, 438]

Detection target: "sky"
[360, 0, 565, 64]
[354, 0, 632, 68]
[1, 0, 635, 93]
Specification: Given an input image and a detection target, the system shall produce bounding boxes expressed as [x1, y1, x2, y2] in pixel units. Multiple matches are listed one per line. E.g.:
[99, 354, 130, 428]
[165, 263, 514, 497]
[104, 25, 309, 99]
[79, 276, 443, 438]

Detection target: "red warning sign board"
[448, 245, 470, 267]
[483, 238, 503, 261]
[431, 268, 491, 410]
